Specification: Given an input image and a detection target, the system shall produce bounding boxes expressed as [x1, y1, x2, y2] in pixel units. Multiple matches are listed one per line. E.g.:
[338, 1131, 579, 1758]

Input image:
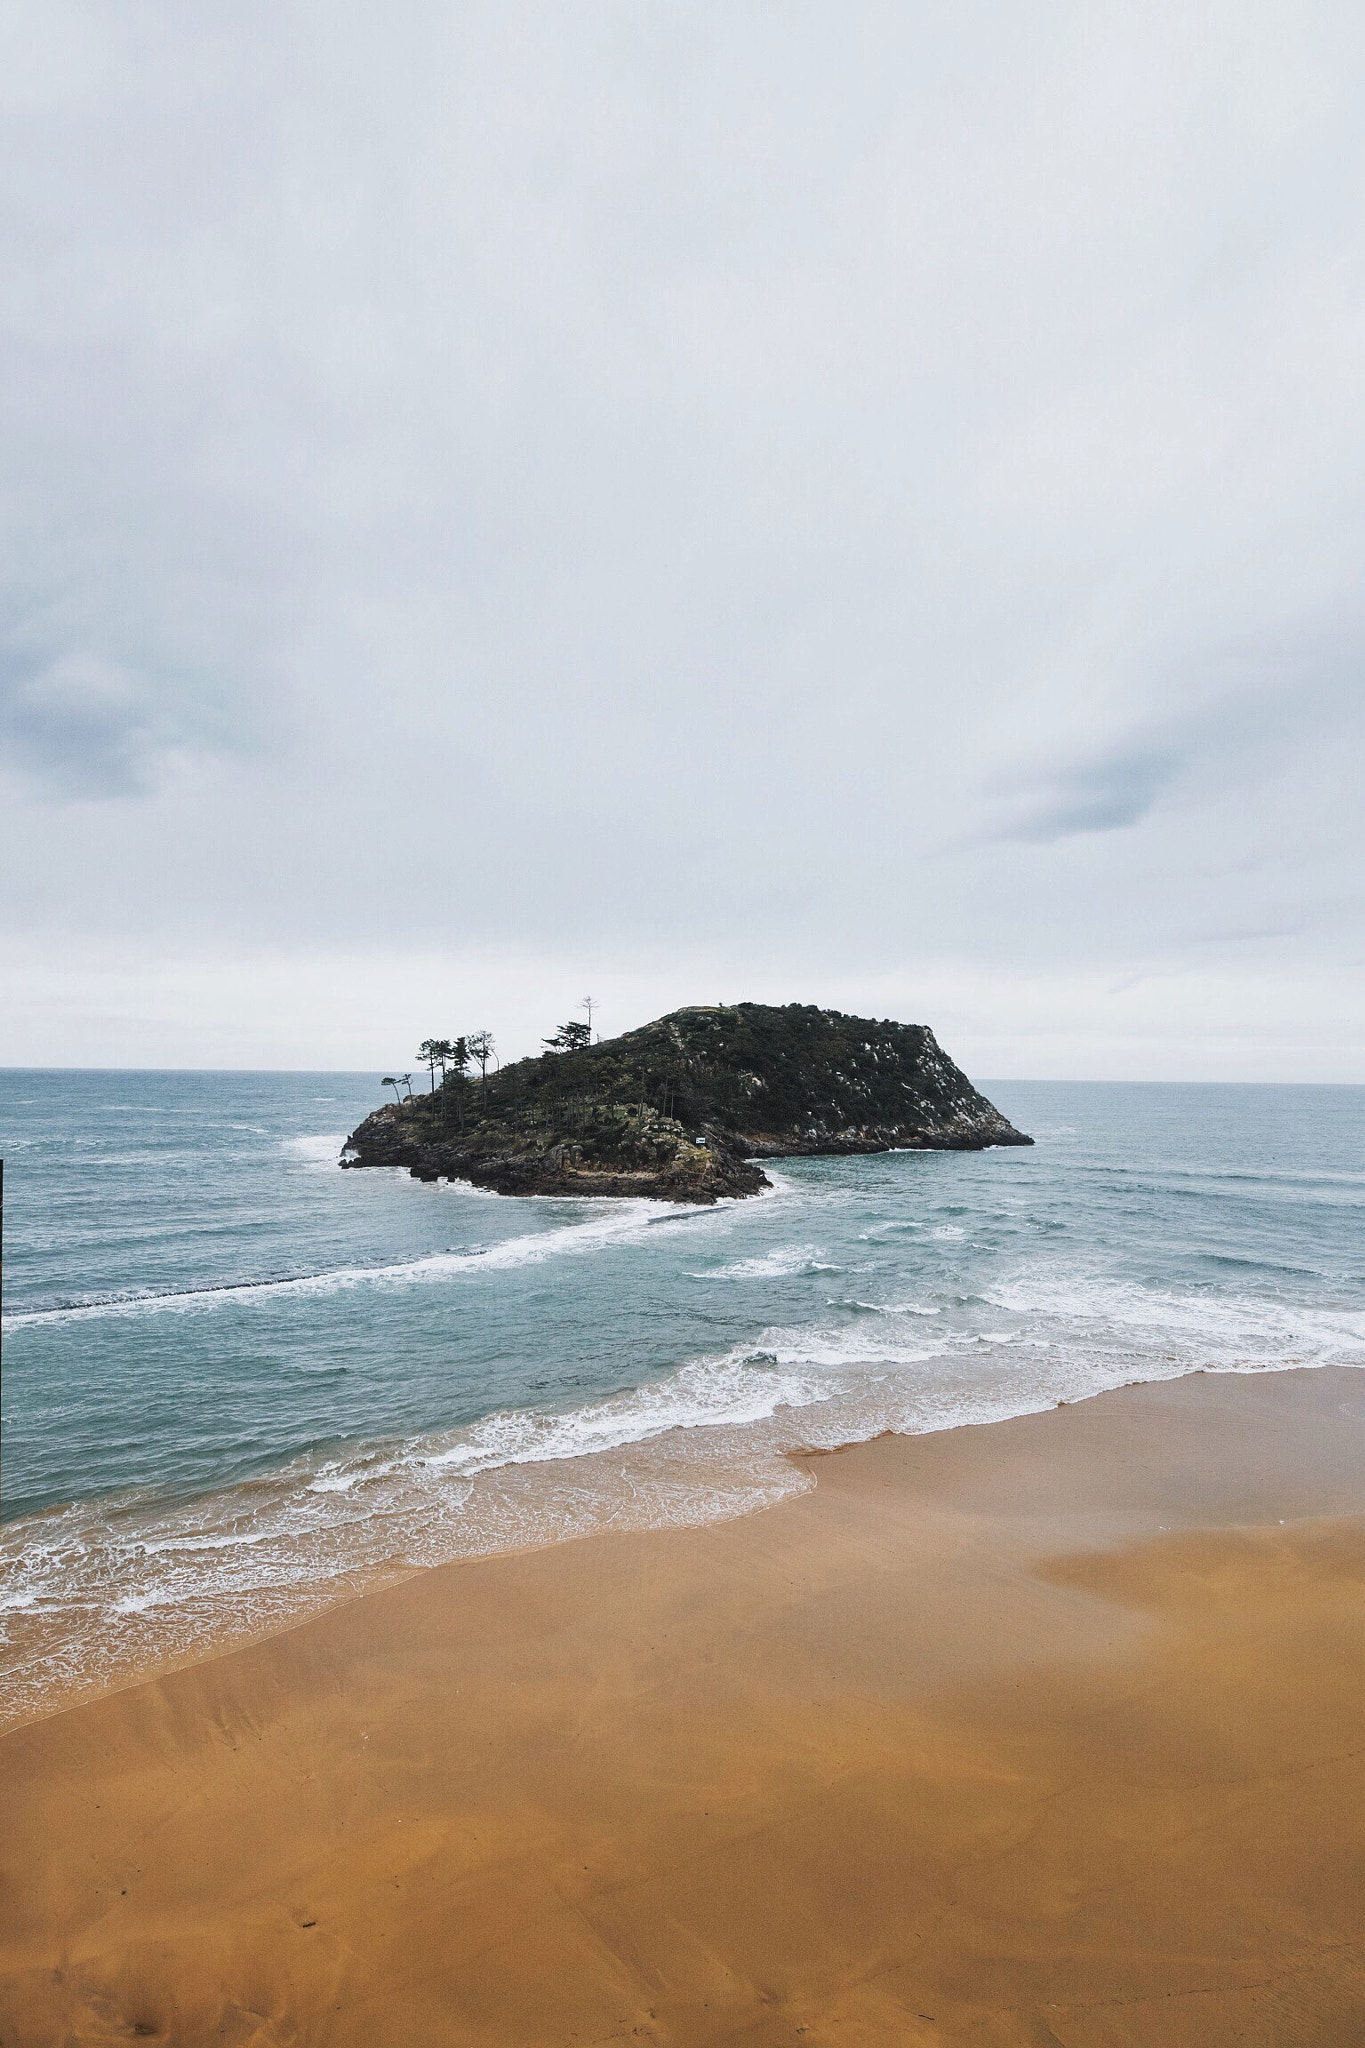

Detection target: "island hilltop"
[343, 1002, 1031, 1203]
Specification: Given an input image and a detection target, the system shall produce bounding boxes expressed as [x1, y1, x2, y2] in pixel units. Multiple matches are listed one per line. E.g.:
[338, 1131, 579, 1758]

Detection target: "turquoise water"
[2, 1071, 1363, 1722]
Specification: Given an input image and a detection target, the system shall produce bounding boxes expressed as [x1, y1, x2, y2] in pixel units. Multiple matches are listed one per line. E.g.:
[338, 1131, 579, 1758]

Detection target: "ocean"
[2, 1070, 1363, 1727]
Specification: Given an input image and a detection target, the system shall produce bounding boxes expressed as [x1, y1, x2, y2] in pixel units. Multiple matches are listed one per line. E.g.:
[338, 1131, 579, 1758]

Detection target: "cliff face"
[343, 1003, 1032, 1203]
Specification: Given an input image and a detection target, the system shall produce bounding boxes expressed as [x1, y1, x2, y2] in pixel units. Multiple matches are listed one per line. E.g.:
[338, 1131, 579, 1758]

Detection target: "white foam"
[112, 1591, 176, 1615]
[414, 1354, 832, 1477]
[281, 1132, 347, 1168]
[983, 1265, 1365, 1366]
[6, 1126, 1363, 1730]
[136, 1526, 289, 1555]
[3, 1196, 721, 1329]
[697, 1244, 823, 1279]
[5, 1303, 1363, 1732]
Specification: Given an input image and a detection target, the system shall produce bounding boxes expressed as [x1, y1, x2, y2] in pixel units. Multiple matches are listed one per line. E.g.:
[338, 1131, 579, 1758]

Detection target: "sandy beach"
[4, 1364, 1365, 2046]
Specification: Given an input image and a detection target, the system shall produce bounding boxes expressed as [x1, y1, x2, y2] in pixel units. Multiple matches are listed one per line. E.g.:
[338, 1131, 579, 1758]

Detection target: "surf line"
[3, 1204, 692, 1327]
[2, 1251, 489, 1325]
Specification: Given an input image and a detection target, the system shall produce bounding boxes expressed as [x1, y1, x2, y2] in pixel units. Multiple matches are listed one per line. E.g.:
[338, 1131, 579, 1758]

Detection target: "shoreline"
[4, 1364, 1365, 2042]
[3, 1352, 1355, 1738]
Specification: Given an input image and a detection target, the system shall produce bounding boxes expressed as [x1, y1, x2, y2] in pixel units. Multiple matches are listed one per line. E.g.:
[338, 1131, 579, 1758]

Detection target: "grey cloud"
[0, 2, 1362, 1073]
[0, 625, 251, 798]
[990, 744, 1184, 845]
[0, 651, 166, 797]
[978, 619, 1365, 854]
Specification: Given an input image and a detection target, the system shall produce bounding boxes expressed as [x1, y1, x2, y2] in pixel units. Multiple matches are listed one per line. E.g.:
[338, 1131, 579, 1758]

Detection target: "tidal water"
[2, 1070, 1363, 1725]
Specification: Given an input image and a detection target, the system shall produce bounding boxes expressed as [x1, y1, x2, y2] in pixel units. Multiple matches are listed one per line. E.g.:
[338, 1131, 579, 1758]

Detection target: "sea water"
[2, 1071, 1363, 1725]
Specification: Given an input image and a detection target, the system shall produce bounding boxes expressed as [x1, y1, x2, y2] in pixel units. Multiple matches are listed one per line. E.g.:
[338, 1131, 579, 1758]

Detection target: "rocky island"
[343, 1003, 1031, 1203]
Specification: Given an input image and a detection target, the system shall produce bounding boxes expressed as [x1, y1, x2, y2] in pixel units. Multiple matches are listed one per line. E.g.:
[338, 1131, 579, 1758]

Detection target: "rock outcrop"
[343, 1003, 1032, 1203]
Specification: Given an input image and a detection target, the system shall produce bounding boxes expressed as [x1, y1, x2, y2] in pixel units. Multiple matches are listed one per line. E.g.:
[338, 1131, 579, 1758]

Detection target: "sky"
[2, 1, 1363, 1079]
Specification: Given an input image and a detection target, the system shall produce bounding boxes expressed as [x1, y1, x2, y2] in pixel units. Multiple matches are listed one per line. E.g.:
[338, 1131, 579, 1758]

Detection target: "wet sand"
[3, 1365, 1365, 2046]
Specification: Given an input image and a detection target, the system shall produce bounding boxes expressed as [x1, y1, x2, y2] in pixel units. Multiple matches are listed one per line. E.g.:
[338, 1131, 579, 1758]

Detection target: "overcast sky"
[2, 1, 1363, 1077]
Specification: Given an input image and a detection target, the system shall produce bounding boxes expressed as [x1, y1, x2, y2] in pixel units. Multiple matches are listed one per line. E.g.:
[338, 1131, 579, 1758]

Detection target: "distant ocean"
[2, 1071, 1363, 1727]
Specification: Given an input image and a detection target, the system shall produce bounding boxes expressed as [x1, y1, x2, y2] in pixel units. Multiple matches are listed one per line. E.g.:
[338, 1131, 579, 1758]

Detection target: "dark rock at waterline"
[342, 1002, 1033, 1203]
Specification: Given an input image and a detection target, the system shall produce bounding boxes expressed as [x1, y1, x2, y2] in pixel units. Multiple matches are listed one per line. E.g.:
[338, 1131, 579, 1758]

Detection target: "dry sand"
[3, 1365, 1365, 2046]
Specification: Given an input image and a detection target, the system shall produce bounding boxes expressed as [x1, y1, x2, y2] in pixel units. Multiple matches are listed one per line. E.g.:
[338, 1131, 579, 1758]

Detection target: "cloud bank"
[1, 2, 1362, 1075]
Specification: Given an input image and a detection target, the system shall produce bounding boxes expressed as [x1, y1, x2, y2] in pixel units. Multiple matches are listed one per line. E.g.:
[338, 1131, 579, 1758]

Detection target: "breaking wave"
[4, 1077, 1363, 1733]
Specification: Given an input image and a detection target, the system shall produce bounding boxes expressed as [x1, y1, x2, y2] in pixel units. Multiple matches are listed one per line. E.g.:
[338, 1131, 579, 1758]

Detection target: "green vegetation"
[348, 1003, 1030, 1204]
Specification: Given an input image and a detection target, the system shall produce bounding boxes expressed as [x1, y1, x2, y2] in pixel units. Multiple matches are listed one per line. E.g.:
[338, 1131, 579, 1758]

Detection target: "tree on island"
[382, 1076, 404, 1104]
[466, 1030, 496, 1092]
[442, 1035, 470, 1130]
[543, 1019, 592, 1052]
[417, 1038, 449, 1092]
